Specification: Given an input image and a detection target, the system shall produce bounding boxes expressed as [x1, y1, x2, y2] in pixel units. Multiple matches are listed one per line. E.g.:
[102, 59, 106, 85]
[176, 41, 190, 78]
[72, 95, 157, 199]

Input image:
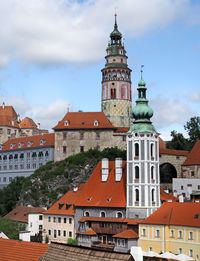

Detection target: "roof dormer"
[94, 120, 99, 126]
[64, 120, 70, 126]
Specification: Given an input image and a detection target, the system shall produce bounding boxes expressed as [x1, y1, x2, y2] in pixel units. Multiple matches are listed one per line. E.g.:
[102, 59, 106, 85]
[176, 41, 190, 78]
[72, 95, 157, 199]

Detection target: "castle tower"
[101, 14, 132, 128]
[126, 67, 160, 219]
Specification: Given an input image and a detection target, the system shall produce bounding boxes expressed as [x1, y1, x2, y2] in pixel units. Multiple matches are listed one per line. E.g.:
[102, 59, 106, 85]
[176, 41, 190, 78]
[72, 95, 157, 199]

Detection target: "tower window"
[135, 189, 139, 202]
[111, 88, 116, 99]
[151, 166, 154, 180]
[135, 143, 139, 157]
[152, 189, 155, 202]
[116, 212, 123, 218]
[100, 211, 106, 218]
[151, 144, 154, 158]
[135, 166, 139, 179]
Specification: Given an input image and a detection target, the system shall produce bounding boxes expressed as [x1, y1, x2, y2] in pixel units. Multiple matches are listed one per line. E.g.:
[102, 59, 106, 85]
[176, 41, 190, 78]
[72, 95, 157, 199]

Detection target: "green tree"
[0, 217, 25, 239]
[67, 238, 78, 245]
[184, 116, 200, 148]
[45, 235, 49, 243]
[166, 131, 189, 150]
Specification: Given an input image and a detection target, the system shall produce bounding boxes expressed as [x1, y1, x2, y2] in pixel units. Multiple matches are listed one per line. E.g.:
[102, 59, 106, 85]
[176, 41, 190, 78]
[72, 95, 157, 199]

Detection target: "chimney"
[37, 123, 40, 129]
[101, 158, 109, 182]
[12, 120, 14, 126]
[2, 102, 5, 109]
[17, 114, 20, 123]
[115, 158, 123, 182]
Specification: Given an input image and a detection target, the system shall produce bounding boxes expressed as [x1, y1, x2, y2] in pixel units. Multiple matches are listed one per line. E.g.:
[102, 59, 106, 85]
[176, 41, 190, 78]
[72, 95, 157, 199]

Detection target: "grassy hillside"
[0, 147, 126, 216]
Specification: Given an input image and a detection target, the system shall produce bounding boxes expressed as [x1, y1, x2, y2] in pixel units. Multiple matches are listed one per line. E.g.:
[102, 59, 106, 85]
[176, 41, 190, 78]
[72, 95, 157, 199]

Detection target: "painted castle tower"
[126, 67, 160, 219]
[101, 14, 132, 128]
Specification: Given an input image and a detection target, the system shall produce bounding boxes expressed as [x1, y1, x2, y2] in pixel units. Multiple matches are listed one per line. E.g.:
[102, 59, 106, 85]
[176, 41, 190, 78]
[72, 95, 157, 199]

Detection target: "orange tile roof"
[114, 127, 129, 133]
[140, 202, 200, 227]
[159, 148, 189, 156]
[20, 117, 38, 129]
[43, 184, 84, 216]
[0, 133, 55, 151]
[159, 137, 166, 150]
[182, 140, 200, 165]
[79, 217, 141, 225]
[0, 238, 48, 261]
[113, 229, 138, 239]
[76, 228, 97, 236]
[160, 188, 178, 202]
[4, 206, 45, 223]
[53, 112, 115, 130]
[0, 105, 20, 128]
[75, 161, 126, 208]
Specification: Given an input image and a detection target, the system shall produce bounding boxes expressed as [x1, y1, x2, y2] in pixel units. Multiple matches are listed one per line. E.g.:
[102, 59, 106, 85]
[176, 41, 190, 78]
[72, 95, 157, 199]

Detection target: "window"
[135, 166, 139, 179]
[45, 151, 49, 157]
[135, 189, 139, 202]
[20, 164, 24, 169]
[94, 120, 99, 126]
[80, 132, 84, 140]
[7, 129, 11, 135]
[80, 146, 84, 152]
[181, 185, 184, 190]
[54, 230, 56, 238]
[3, 177, 6, 182]
[179, 248, 182, 254]
[53, 217, 56, 223]
[116, 212, 123, 218]
[38, 215, 42, 221]
[170, 230, 174, 238]
[111, 88, 116, 99]
[58, 217, 61, 223]
[64, 218, 66, 223]
[48, 216, 51, 222]
[32, 163, 36, 169]
[40, 139, 44, 145]
[156, 230, 160, 238]
[152, 189, 155, 202]
[191, 171, 195, 177]
[135, 143, 139, 157]
[27, 164, 30, 169]
[84, 211, 90, 217]
[63, 133, 67, 140]
[96, 132, 100, 140]
[9, 177, 12, 182]
[142, 229, 146, 236]
[122, 136, 126, 141]
[48, 230, 51, 236]
[63, 146, 67, 154]
[63, 230, 66, 237]
[69, 218, 72, 224]
[178, 230, 182, 239]
[27, 152, 30, 158]
[64, 120, 69, 126]
[58, 230, 61, 236]
[100, 211, 106, 218]
[151, 166, 154, 180]
[189, 231, 193, 240]
[38, 151, 44, 157]
[149, 247, 152, 251]
[198, 185, 200, 190]
[69, 231, 72, 237]
[39, 225, 43, 231]
[150, 144, 154, 158]
[189, 249, 193, 257]
[0, 128, 2, 134]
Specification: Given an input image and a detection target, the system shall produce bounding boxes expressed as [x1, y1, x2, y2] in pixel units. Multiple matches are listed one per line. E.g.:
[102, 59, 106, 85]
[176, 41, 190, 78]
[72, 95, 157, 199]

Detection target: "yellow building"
[139, 202, 200, 260]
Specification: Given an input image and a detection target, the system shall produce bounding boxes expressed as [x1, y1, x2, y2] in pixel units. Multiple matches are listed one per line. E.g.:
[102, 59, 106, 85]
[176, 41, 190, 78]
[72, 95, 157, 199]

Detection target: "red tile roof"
[160, 188, 178, 202]
[20, 117, 38, 129]
[75, 161, 126, 208]
[76, 228, 97, 236]
[182, 140, 200, 165]
[159, 148, 189, 156]
[114, 128, 129, 133]
[79, 217, 140, 225]
[140, 202, 200, 227]
[4, 206, 45, 223]
[113, 229, 138, 239]
[0, 133, 55, 151]
[43, 184, 84, 216]
[0, 238, 48, 261]
[159, 137, 166, 150]
[0, 105, 20, 128]
[53, 112, 115, 130]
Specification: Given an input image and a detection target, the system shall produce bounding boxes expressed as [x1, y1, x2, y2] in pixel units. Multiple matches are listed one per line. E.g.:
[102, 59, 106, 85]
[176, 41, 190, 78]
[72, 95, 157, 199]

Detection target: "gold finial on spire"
[114, 6, 118, 26]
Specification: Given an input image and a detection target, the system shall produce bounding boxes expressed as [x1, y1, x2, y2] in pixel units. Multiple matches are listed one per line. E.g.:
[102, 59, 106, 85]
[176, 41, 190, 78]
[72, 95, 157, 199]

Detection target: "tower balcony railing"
[103, 76, 130, 82]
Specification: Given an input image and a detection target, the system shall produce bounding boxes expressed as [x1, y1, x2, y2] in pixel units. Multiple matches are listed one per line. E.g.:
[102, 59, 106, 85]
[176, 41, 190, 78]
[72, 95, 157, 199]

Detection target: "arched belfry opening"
[160, 162, 177, 184]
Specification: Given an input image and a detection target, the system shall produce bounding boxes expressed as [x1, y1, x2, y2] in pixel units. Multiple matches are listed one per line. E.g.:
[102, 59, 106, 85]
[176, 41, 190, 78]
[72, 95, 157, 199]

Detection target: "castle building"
[126, 68, 160, 219]
[101, 14, 132, 128]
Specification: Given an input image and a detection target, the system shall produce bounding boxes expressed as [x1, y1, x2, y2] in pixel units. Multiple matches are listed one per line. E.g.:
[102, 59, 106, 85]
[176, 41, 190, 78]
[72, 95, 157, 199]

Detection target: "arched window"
[151, 166, 154, 180]
[152, 189, 155, 202]
[9, 155, 13, 159]
[135, 143, 139, 157]
[3, 155, 7, 160]
[84, 211, 90, 217]
[135, 166, 139, 179]
[116, 212, 123, 218]
[151, 144, 154, 158]
[38, 151, 44, 157]
[111, 88, 116, 99]
[32, 152, 37, 158]
[45, 151, 49, 157]
[100, 211, 106, 218]
[135, 189, 139, 202]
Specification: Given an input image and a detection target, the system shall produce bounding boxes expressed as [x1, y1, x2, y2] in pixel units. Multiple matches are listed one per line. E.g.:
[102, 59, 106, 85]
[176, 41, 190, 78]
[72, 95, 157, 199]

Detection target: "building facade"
[0, 133, 54, 189]
[101, 14, 132, 128]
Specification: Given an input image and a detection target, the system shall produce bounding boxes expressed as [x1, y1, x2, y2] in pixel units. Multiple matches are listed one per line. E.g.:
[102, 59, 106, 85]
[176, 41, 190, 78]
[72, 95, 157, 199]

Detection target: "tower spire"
[114, 13, 117, 29]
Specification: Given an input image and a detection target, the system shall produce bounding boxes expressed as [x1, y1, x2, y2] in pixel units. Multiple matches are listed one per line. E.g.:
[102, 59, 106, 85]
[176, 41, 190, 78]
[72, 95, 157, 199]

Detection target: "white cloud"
[0, 96, 71, 130]
[0, 0, 191, 66]
[150, 97, 193, 129]
[190, 89, 200, 102]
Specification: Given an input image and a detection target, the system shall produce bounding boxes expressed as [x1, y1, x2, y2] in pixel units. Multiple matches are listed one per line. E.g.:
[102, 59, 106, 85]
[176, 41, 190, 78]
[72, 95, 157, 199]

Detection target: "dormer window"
[40, 139, 45, 145]
[94, 120, 99, 126]
[64, 120, 69, 126]
[27, 141, 32, 147]
[18, 143, 22, 148]
[10, 143, 15, 149]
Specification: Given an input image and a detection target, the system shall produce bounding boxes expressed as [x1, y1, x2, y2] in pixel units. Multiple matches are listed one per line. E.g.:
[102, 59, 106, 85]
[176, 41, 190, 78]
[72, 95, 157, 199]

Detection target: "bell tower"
[101, 14, 132, 128]
[126, 67, 160, 219]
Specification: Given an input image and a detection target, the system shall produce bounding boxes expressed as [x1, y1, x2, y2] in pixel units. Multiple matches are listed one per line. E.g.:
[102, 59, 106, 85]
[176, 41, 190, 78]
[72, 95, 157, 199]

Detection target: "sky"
[0, 0, 200, 140]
